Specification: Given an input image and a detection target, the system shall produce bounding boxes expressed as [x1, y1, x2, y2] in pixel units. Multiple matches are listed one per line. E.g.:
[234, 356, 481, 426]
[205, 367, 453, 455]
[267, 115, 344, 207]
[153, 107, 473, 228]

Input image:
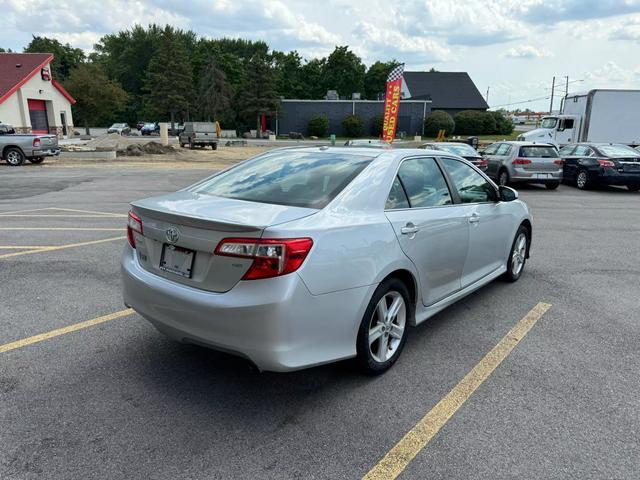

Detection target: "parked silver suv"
[482, 141, 562, 190]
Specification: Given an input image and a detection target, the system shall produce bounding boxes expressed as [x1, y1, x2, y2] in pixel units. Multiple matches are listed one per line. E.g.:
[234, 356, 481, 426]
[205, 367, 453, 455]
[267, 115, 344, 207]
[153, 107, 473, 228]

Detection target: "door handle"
[468, 214, 480, 224]
[400, 224, 419, 235]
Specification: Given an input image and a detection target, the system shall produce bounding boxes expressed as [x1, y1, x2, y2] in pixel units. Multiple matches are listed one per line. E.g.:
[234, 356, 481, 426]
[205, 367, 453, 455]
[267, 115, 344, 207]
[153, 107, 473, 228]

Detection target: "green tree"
[197, 56, 232, 121]
[272, 50, 305, 99]
[364, 60, 399, 100]
[0, 47, 13, 52]
[370, 114, 384, 137]
[143, 27, 195, 123]
[424, 110, 455, 137]
[489, 110, 514, 135]
[24, 36, 85, 81]
[237, 55, 279, 137]
[64, 63, 128, 132]
[308, 114, 329, 137]
[342, 114, 364, 137]
[300, 58, 326, 99]
[454, 110, 497, 135]
[322, 46, 365, 98]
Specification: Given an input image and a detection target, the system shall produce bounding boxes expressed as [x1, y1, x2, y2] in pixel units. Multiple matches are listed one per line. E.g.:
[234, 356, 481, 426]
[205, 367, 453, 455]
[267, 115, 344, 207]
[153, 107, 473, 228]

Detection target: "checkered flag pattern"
[387, 64, 405, 82]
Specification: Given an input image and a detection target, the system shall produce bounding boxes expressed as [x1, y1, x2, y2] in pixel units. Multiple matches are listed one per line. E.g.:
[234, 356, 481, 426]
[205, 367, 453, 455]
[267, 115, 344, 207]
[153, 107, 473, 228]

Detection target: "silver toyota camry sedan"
[122, 147, 532, 374]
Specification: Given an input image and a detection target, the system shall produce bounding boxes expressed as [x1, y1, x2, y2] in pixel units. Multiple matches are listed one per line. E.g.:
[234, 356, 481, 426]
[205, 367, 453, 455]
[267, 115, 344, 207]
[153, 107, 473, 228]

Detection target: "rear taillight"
[215, 237, 313, 280]
[33, 138, 41, 148]
[476, 159, 488, 168]
[554, 159, 564, 166]
[512, 158, 532, 165]
[127, 211, 143, 248]
[598, 159, 615, 168]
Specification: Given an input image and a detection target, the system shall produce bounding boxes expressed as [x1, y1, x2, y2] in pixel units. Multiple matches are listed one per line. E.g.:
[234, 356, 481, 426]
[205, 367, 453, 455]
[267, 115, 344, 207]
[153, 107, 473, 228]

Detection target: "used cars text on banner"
[382, 64, 404, 143]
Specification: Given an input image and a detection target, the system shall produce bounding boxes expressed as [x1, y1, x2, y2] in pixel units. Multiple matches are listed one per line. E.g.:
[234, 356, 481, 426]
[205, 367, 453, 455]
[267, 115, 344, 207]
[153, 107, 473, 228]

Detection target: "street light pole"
[549, 76, 555, 114]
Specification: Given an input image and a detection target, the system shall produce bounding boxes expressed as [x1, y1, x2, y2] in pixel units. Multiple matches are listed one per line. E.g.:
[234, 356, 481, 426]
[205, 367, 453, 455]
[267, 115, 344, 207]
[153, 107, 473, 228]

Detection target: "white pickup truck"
[0, 122, 60, 166]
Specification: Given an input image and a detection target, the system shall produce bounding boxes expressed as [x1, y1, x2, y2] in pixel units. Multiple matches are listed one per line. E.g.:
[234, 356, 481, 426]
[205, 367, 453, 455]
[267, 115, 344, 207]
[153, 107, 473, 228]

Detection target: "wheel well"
[385, 269, 418, 307]
[520, 219, 532, 258]
[2, 145, 23, 158]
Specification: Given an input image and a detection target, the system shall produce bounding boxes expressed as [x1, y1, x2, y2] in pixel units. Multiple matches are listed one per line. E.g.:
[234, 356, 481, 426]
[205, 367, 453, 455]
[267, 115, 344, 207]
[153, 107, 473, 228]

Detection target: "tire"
[576, 169, 591, 190]
[627, 185, 640, 192]
[179, 143, 185, 148]
[212, 142, 218, 150]
[498, 169, 509, 187]
[545, 181, 560, 190]
[4, 147, 25, 166]
[189, 140, 194, 150]
[28, 157, 44, 164]
[356, 277, 412, 375]
[503, 225, 529, 282]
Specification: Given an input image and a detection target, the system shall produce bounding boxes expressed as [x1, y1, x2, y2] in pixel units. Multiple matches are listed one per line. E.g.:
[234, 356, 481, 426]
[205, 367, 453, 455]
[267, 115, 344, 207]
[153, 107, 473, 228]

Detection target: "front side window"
[483, 143, 500, 155]
[396, 157, 452, 208]
[191, 151, 373, 209]
[572, 145, 593, 157]
[442, 158, 497, 204]
[496, 144, 512, 156]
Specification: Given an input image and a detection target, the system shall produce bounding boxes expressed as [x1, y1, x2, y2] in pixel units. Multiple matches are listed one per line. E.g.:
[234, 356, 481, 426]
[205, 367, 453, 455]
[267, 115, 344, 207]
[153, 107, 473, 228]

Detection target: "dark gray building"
[276, 99, 431, 137]
[401, 72, 489, 116]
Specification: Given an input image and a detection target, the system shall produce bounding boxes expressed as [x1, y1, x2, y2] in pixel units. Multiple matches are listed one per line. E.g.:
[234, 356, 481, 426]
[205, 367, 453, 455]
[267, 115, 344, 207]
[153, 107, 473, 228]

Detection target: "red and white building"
[0, 53, 75, 137]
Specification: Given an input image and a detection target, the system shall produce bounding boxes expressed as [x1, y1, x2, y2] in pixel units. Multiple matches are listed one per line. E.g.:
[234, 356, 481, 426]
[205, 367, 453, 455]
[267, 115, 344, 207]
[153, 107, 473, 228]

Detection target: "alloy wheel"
[511, 232, 527, 276]
[368, 291, 406, 363]
[577, 171, 587, 189]
[499, 171, 509, 186]
[6, 151, 22, 165]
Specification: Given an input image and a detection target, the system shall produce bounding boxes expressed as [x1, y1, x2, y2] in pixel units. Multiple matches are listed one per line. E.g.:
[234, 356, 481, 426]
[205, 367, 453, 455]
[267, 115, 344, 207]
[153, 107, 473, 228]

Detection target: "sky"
[2, 0, 640, 111]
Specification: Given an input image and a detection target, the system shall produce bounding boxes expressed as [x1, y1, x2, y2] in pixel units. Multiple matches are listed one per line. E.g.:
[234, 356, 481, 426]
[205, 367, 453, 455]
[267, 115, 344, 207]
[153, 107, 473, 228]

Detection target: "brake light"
[598, 159, 615, 168]
[127, 211, 143, 248]
[554, 159, 564, 166]
[215, 237, 313, 280]
[33, 138, 41, 148]
[512, 158, 532, 165]
[476, 159, 488, 168]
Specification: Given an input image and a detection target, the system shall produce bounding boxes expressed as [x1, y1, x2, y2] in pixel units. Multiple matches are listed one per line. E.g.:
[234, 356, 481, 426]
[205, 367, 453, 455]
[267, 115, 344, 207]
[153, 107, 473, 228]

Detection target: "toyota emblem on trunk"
[165, 226, 180, 244]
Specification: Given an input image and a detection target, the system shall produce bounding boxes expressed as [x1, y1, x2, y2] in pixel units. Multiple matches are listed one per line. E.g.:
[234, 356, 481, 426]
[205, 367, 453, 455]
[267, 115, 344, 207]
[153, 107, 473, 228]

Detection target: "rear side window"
[483, 143, 499, 155]
[442, 158, 497, 203]
[572, 145, 593, 156]
[386, 177, 410, 209]
[559, 145, 576, 156]
[519, 146, 558, 158]
[191, 151, 373, 209]
[396, 157, 452, 208]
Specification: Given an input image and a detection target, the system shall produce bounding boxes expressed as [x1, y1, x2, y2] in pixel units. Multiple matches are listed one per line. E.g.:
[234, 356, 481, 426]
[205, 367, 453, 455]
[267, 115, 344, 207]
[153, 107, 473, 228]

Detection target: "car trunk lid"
[130, 191, 317, 292]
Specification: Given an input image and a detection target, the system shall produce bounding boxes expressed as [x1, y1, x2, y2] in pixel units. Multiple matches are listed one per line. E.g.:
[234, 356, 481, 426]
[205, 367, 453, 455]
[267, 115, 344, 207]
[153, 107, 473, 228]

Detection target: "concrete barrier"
[59, 150, 117, 159]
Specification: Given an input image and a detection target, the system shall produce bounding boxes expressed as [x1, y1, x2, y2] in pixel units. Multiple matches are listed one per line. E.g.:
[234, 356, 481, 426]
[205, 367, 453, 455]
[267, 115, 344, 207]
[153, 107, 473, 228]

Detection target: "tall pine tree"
[197, 57, 232, 122]
[237, 55, 278, 137]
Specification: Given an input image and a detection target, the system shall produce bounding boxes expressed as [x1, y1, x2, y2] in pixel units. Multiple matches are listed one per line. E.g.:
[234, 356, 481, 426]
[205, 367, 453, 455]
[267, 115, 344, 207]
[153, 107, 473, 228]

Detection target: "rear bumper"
[32, 148, 60, 157]
[598, 169, 640, 186]
[121, 245, 371, 371]
[511, 167, 562, 182]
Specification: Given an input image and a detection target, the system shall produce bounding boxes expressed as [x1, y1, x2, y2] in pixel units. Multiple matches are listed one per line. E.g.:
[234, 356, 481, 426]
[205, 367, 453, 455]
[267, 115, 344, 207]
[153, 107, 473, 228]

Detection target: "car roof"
[269, 145, 457, 160]
[493, 141, 555, 146]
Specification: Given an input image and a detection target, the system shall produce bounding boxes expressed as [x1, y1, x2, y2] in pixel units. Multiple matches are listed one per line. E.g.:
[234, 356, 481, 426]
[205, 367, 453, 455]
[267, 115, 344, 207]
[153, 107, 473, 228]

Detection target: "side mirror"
[499, 186, 518, 202]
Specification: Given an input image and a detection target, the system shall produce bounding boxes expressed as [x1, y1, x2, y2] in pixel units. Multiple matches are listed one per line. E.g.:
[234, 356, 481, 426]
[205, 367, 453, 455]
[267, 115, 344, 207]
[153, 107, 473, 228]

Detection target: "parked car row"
[108, 122, 185, 136]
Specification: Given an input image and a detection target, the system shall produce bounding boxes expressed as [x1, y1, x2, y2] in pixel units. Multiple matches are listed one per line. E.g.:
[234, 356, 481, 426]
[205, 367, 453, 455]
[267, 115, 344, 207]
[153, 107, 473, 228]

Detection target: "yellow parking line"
[0, 245, 57, 249]
[49, 207, 126, 217]
[0, 227, 124, 231]
[0, 309, 135, 354]
[0, 207, 52, 216]
[362, 302, 552, 480]
[0, 214, 124, 218]
[0, 236, 126, 260]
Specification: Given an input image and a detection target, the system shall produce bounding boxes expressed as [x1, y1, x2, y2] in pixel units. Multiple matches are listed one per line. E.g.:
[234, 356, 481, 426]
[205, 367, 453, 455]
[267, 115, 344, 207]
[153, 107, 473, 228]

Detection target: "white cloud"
[504, 45, 554, 58]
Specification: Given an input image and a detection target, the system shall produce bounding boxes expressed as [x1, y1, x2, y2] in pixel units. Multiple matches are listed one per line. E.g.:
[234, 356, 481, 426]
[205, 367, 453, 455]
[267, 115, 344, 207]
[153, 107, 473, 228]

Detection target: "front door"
[384, 157, 469, 306]
[440, 157, 511, 286]
[556, 117, 576, 144]
[28, 99, 49, 134]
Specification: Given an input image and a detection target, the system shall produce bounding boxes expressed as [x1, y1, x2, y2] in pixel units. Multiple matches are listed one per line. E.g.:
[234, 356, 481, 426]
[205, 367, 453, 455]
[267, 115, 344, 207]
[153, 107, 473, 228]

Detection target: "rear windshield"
[598, 144, 640, 157]
[519, 146, 558, 158]
[438, 144, 478, 157]
[191, 123, 216, 132]
[191, 151, 374, 209]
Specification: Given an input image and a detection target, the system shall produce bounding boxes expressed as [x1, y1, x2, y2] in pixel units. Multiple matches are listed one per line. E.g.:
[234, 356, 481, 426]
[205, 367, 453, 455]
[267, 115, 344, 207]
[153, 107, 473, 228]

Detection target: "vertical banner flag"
[382, 64, 404, 143]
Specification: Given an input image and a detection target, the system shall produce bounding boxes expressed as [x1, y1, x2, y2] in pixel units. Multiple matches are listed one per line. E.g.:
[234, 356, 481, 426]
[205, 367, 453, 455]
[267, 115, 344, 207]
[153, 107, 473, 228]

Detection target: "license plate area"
[160, 244, 195, 278]
[533, 173, 552, 179]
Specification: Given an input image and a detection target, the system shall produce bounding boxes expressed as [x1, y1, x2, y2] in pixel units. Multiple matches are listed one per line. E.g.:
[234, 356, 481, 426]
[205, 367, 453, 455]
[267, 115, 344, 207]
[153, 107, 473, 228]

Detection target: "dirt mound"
[141, 141, 174, 154]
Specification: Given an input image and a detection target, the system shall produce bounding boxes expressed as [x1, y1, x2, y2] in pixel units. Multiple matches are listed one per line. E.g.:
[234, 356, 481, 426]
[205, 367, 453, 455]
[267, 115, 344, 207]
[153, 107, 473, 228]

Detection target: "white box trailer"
[518, 89, 640, 146]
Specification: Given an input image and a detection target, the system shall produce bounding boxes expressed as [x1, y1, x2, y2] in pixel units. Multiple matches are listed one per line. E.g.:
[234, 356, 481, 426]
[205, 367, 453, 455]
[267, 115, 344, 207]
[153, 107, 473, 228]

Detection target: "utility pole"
[549, 76, 555, 113]
[565, 76, 569, 97]
[486, 86, 490, 104]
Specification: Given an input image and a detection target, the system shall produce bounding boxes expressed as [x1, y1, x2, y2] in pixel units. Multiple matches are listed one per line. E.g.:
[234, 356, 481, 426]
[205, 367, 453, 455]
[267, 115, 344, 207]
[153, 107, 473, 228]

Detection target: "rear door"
[385, 157, 469, 306]
[483, 143, 501, 178]
[564, 145, 592, 181]
[440, 157, 511, 287]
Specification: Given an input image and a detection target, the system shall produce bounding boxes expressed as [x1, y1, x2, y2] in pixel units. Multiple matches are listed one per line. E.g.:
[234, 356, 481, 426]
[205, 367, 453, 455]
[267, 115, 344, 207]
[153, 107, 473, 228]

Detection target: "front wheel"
[212, 142, 218, 150]
[356, 278, 412, 375]
[498, 169, 509, 187]
[503, 225, 529, 282]
[4, 147, 25, 166]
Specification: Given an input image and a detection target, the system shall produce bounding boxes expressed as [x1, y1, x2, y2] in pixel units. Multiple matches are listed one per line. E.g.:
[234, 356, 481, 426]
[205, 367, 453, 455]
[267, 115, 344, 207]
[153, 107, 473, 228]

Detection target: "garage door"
[28, 99, 49, 134]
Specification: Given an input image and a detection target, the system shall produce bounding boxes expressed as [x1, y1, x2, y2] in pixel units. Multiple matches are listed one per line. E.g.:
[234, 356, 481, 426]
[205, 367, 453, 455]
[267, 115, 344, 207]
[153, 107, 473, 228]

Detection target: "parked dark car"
[136, 121, 147, 131]
[141, 122, 159, 136]
[559, 143, 640, 191]
[420, 142, 488, 171]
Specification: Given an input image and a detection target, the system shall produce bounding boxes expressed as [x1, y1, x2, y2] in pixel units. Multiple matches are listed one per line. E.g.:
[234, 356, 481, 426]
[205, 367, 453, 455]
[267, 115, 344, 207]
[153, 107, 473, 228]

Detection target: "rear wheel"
[189, 140, 194, 150]
[545, 181, 559, 190]
[212, 142, 218, 150]
[356, 278, 411, 375]
[576, 169, 591, 190]
[503, 225, 529, 282]
[4, 147, 25, 166]
[498, 169, 509, 187]
[28, 157, 44, 164]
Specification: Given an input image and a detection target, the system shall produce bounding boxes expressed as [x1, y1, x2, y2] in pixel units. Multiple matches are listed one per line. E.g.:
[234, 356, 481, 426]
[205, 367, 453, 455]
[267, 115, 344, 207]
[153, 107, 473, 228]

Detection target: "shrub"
[424, 110, 455, 137]
[342, 114, 364, 137]
[489, 111, 514, 135]
[453, 110, 498, 135]
[307, 114, 329, 137]
[370, 114, 383, 137]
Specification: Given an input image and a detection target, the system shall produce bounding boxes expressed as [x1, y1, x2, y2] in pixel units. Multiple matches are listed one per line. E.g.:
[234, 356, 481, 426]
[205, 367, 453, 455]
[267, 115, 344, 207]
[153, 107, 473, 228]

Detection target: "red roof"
[0, 53, 75, 105]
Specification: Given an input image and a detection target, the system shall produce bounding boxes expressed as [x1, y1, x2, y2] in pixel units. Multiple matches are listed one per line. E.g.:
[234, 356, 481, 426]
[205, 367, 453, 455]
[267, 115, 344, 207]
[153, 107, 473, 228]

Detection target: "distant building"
[0, 53, 75, 137]
[401, 72, 488, 116]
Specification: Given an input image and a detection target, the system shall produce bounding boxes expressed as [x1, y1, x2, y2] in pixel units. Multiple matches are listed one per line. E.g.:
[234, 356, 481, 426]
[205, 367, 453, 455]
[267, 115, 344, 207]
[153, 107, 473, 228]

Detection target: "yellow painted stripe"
[0, 309, 135, 354]
[363, 302, 552, 480]
[0, 207, 51, 216]
[49, 207, 126, 217]
[0, 214, 124, 218]
[0, 246, 57, 249]
[0, 227, 124, 231]
[0, 236, 126, 259]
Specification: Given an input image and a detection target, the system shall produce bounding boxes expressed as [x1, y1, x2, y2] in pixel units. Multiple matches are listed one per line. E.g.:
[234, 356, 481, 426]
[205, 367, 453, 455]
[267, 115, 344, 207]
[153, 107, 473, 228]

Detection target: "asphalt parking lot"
[1, 161, 639, 479]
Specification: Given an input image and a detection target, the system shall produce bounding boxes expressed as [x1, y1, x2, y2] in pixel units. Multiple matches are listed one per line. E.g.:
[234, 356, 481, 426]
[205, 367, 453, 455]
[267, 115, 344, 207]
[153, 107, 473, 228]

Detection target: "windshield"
[437, 144, 479, 157]
[540, 117, 557, 129]
[598, 144, 640, 157]
[191, 151, 374, 209]
[112, 123, 125, 128]
[144, 123, 156, 128]
[519, 146, 558, 158]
